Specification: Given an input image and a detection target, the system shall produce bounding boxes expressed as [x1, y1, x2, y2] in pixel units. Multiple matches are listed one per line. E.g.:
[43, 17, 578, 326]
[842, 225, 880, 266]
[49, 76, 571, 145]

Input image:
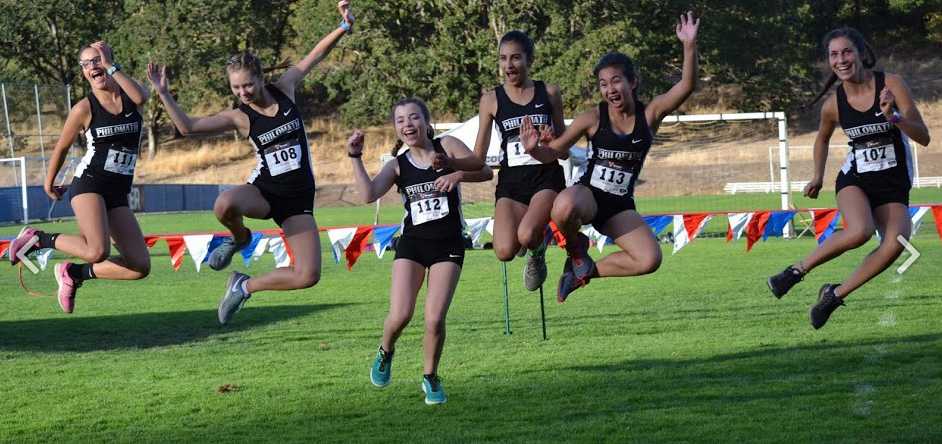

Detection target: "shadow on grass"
[0, 304, 350, 353]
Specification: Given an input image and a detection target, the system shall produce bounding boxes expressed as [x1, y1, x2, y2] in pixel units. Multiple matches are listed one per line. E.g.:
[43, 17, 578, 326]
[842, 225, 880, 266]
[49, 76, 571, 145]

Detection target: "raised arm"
[347, 130, 398, 204]
[472, 90, 498, 162]
[882, 73, 931, 146]
[274, 0, 353, 100]
[434, 135, 493, 192]
[147, 63, 245, 137]
[520, 108, 597, 162]
[646, 11, 700, 132]
[43, 100, 90, 200]
[804, 95, 839, 199]
[93, 41, 149, 107]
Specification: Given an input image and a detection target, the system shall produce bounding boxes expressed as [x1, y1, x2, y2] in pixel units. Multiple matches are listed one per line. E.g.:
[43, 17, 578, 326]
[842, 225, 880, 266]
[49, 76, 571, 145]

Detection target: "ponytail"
[807, 27, 878, 108]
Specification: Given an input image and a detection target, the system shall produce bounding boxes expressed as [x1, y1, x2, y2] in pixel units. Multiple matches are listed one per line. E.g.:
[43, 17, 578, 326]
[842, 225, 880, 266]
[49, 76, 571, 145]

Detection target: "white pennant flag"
[246, 237, 270, 266]
[727, 212, 753, 241]
[465, 217, 491, 249]
[183, 234, 215, 272]
[579, 225, 608, 254]
[672, 214, 713, 254]
[327, 227, 357, 264]
[267, 237, 292, 268]
[911, 206, 930, 234]
[36, 249, 54, 271]
[485, 218, 495, 236]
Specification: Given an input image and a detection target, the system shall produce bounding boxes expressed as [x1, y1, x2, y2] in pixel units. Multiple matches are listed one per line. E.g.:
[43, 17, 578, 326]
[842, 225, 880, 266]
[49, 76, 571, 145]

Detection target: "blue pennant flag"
[241, 232, 264, 266]
[372, 226, 400, 259]
[763, 211, 796, 240]
[643, 215, 673, 236]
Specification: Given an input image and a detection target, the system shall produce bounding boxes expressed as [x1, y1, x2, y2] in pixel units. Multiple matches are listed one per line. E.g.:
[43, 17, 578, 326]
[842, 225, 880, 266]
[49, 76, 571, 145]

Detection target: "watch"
[106, 63, 121, 76]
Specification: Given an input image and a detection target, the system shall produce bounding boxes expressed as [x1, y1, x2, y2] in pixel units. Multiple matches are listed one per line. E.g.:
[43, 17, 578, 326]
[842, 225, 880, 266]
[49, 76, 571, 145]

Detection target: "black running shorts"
[394, 235, 465, 268]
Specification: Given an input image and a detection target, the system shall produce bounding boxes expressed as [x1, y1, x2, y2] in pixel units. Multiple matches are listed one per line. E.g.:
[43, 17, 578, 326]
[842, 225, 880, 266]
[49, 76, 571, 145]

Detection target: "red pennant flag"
[683, 213, 711, 241]
[548, 221, 567, 249]
[812, 209, 839, 242]
[345, 226, 374, 270]
[745, 211, 771, 251]
[165, 236, 186, 271]
[932, 205, 942, 243]
[279, 233, 295, 266]
[0, 240, 9, 259]
[144, 236, 160, 248]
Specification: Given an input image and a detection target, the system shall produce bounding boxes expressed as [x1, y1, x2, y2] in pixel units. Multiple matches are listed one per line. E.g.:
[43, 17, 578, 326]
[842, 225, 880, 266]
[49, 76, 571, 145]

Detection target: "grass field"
[1, 205, 940, 443]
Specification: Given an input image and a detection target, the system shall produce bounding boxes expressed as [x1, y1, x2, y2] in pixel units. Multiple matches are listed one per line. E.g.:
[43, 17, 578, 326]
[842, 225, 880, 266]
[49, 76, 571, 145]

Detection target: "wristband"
[339, 20, 352, 32]
[347, 151, 362, 158]
[888, 111, 902, 125]
[106, 63, 121, 76]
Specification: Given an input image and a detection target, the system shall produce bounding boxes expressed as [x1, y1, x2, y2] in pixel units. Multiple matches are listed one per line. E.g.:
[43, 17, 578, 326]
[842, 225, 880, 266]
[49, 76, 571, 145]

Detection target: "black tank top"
[396, 138, 463, 240]
[241, 85, 315, 197]
[836, 71, 912, 189]
[74, 89, 143, 189]
[579, 102, 652, 198]
[494, 81, 560, 171]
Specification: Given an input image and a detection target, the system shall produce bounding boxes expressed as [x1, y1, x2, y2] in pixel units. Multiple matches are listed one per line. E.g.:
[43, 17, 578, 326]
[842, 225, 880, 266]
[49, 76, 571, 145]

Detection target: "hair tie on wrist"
[347, 151, 362, 158]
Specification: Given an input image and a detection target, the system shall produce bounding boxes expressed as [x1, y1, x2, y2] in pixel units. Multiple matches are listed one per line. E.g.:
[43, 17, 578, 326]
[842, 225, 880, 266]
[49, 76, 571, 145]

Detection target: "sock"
[590, 267, 600, 278]
[66, 263, 95, 282]
[240, 280, 250, 296]
[37, 231, 59, 249]
[423, 373, 436, 382]
[379, 346, 394, 361]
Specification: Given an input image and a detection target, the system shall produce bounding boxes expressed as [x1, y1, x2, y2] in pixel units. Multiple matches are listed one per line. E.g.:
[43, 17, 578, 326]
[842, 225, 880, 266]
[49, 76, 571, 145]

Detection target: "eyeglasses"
[79, 56, 102, 69]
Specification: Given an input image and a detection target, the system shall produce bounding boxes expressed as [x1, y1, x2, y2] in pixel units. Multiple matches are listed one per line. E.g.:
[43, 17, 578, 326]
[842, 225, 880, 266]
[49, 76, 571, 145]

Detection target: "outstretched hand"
[432, 152, 450, 171]
[347, 129, 365, 156]
[338, 0, 354, 27]
[146, 63, 169, 94]
[675, 11, 700, 45]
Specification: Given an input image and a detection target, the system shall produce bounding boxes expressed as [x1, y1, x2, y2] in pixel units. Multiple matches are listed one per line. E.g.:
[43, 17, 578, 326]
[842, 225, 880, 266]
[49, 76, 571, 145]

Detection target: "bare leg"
[798, 186, 875, 273]
[244, 215, 321, 293]
[835, 202, 911, 297]
[595, 210, 662, 277]
[422, 261, 460, 375]
[381, 259, 426, 353]
[516, 190, 557, 250]
[550, 184, 597, 253]
[213, 185, 271, 242]
[89, 207, 151, 280]
[52, 193, 112, 263]
[493, 198, 527, 261]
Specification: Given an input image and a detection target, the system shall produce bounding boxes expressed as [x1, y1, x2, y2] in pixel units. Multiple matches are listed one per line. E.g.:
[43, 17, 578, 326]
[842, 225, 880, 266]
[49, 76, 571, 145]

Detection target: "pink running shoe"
[8, 226, 39, 266]
[54, 262, 79, 313]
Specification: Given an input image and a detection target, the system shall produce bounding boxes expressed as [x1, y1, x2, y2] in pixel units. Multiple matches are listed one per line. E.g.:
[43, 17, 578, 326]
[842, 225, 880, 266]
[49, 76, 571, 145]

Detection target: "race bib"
[104, 146, 137, 175]
[853, 137, 897, 173]
[264, 140, 302, 176]
[410, 196, 449, 225]
[590, 161, 632, 196]
[506, 136, 542, 167]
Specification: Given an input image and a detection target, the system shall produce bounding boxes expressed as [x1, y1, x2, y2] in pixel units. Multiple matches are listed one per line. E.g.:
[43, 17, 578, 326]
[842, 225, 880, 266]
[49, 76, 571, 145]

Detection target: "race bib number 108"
[264, 142, 302, 176]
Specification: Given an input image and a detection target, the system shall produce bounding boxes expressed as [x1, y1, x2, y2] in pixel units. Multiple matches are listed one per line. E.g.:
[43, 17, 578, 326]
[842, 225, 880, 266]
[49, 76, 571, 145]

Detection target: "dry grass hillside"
[3, 55, 940, 207]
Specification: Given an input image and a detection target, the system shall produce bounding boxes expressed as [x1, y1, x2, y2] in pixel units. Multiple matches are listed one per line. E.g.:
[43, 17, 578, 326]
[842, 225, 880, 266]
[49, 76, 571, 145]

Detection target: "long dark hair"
[390, 97, 435, 158]
[807, 27, 877, 107]
[499, 30, 535, 64]
[594, 52, 640, 102]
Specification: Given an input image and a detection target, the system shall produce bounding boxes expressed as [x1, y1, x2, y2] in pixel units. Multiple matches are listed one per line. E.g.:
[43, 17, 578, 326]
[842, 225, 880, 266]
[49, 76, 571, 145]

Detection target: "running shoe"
[568, 232, 595, 282]
[208, 233, 251, 271]
[768, 265, 803, 299]
[54, 262, 79, 313]
[8, 226, 40, 266]
[810, 284, 844, 330]
[370, 347, 393, 388]
[523, 242, 548, 292]
[556, 256, 593, 303]
[218, 272, 251, 325]
[421, 374, 447, 405]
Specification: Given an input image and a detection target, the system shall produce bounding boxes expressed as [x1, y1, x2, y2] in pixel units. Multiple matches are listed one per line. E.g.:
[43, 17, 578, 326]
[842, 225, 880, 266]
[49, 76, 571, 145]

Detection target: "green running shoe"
[422, 374, 447, 405]
[370, 347, 393, 388]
